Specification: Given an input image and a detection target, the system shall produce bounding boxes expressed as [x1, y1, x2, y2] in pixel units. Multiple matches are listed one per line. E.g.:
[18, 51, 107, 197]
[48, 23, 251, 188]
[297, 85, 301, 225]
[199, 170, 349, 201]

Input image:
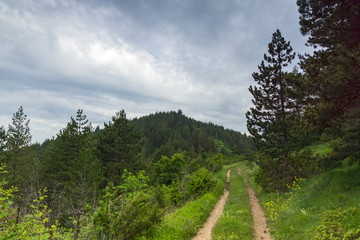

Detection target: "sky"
[0, 0, 311, 143]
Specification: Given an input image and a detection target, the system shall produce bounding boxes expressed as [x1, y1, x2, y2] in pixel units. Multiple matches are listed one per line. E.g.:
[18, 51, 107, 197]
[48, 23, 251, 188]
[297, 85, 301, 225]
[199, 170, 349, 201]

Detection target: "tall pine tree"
[7, 106, 32, 172]
[246, 29, 296, 156]
[41, 109, 102, 228]
[98, 110, 142, 186]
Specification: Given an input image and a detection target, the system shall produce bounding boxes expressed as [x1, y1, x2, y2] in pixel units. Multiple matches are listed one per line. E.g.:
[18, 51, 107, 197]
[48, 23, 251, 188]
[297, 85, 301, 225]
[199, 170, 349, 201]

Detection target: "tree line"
[0, 107, 253, 239]
[246, 0, 360, 191]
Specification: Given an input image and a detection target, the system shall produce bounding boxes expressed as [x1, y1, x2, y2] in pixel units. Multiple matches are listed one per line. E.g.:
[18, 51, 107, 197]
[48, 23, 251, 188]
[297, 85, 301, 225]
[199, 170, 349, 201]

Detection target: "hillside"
[236, 142, 360, 240]
[131, 110, 255, 160]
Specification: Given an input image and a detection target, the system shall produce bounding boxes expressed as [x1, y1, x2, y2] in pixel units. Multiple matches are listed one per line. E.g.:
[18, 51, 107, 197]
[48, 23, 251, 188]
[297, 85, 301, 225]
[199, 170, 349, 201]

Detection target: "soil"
[192, 169, 231, 240]
[238, 168, 273, 240]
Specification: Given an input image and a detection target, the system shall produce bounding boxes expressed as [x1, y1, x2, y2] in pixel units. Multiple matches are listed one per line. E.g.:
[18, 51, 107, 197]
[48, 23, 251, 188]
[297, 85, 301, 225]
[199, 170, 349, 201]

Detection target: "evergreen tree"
[7, 106, 32, 172]
[98, 110, 142, 186]
[5, 107, 40, 221]
[297, 0, 360, 165]
[41, 110, 102, 227]
[297, 0, 360, 120]
[246, 29, 296, 156]
[297, 0, 360, 50]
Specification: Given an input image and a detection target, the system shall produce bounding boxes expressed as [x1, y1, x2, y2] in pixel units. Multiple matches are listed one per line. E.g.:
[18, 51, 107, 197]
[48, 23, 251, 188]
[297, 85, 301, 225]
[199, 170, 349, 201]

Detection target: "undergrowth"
[145, 164, 231, 240]
[239, 152, 360, 240]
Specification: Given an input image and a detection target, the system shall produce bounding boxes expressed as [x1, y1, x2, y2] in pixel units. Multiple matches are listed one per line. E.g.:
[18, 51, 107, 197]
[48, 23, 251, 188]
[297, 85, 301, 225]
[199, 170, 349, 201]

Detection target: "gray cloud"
[0, 0, 309, 143]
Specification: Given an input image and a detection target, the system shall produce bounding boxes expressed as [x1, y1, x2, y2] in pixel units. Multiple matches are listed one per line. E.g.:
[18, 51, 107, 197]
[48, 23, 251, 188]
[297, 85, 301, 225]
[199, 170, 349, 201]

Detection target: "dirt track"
[238, 168, 272, 240]
[192, 169, 231, 240]
[192, 168, 273, 240]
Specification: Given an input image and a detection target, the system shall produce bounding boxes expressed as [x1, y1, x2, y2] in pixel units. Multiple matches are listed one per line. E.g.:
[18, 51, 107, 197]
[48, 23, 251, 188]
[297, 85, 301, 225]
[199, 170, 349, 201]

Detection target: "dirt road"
[238, 169, 272, 240]
[192, 169, 231, 240]
[192, 168, 272, 240]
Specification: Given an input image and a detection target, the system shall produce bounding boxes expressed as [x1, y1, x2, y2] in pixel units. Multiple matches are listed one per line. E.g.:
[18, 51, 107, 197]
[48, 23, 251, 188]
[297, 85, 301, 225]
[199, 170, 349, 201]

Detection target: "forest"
[0, 107, 254, 239]
[1, 0, 360, 239]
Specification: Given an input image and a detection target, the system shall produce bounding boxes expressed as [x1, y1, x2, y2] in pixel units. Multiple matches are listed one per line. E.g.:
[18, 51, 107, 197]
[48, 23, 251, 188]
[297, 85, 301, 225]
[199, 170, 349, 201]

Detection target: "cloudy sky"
[0, 0, 310, 143]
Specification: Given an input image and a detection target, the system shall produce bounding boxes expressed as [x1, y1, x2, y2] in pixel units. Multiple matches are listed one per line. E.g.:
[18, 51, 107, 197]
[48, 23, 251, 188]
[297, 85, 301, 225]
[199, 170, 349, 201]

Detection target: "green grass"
[239, 159, 360, 240]
[146, 165, 232, 240]
[212, 163, 253, 240]
[307, 142, 332, 155]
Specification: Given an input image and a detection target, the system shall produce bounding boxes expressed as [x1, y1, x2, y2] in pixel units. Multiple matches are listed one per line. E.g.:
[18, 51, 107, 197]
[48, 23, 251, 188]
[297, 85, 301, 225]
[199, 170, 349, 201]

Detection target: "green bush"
[314, 207, 360, 240]
[87, 170, 164, 240]
[185, 168, 216, 198]
[255, 149, 317, 191]
[0, 164, 71, 239]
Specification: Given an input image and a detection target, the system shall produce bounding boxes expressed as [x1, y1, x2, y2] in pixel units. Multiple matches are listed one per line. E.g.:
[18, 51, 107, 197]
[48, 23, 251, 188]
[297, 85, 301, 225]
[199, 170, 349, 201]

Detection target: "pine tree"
[99, 110, 142, 186]
[6, 106, 40, 221]
[297, 0, 360, 165]
[7, 106, 32, 172]
[41, 110, 102, 227]
[246, 29, 296, 156]
[297, 0, 360, 50]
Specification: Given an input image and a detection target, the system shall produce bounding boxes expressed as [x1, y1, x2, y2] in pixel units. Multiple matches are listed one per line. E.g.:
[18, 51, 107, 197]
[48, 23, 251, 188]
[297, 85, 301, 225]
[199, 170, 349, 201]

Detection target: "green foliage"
[84, 169, 163, 240]
[204, 153, 225, 173]
[132, 110, 254, 159]
[152, 153, 185, 186]
[98, 109, 142, 185]
[296, 0, 360, 169]
[314, 208, 360, 240]
[0, 164, 71, 239]
[41, 110, 102, 228]
[6, 106, 32, 156]
[148, 166, 227, 240]
[255, 148, 317, 191]
[185, 168, 215, 199]
[246, 29, 296, 153]
[239, 159, 360, 240]
[119, 169, 149, 196]
[297, 0, 360, 50]
[264, 177, 302, 223]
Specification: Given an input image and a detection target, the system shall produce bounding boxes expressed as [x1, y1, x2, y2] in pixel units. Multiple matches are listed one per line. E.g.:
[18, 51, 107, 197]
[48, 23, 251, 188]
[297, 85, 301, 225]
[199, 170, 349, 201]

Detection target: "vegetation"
[132, 110, 255, 160]
[1, 0, 360, 239]
[246, 0, 360, 194]
[0, 105, 251, 239]
[239, 154, 360, 240]
[147, 165, 229, 240]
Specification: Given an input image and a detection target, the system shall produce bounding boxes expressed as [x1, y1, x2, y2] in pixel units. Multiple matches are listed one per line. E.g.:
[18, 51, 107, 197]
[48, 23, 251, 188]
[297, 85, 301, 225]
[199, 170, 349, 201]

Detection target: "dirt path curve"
[192, 169, 231, 240]
[238, 169, 272, 240]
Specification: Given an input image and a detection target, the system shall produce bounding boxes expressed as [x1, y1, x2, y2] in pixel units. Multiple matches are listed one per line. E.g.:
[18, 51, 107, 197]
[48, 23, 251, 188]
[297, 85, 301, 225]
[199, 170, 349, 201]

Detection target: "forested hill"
[131, 110, 255, 159]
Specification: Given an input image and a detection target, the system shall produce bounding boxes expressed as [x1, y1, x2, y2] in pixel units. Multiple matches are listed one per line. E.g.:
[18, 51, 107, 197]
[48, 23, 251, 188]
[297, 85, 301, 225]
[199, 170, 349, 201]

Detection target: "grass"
[307, 142, 332, 155]
[239, 153, 360, 239]
[146, 164, 232, 240]
[211, 163, 253, 240]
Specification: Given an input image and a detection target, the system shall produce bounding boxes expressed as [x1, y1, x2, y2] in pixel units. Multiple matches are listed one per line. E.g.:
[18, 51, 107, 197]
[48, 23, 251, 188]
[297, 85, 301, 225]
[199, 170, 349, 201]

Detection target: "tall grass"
[146, 165, 231, 240]
[239, 158, 360, 239]
[212, 163, 253, 240]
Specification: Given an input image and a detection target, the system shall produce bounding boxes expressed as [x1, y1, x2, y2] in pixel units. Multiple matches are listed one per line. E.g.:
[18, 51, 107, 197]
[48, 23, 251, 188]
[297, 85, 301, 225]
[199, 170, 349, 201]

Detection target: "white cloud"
[0, 0, 309, 143]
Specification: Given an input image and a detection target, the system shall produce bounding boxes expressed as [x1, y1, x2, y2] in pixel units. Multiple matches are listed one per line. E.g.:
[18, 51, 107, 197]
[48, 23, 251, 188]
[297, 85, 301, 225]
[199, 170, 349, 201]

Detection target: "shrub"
[88, 170, 164, 240]
[264, 177, 302, 223]
[0, 164, 71, 239]
[314, 207, 360, 240]
[255, 149, 316, 191]
[185, 168, 216, 198]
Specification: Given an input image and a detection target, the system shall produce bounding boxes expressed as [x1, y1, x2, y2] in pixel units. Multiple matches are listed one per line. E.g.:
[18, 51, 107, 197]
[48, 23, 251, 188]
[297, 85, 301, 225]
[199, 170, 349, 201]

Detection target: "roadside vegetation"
[239, 143, 360, 240]
[147, 165, 230, 240]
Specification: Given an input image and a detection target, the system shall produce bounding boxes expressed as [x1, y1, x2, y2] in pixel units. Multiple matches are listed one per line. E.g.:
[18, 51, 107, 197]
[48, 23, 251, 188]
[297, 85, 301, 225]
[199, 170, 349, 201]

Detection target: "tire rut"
[238, 168, 273, 240]
[192, 169, 231, 240]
